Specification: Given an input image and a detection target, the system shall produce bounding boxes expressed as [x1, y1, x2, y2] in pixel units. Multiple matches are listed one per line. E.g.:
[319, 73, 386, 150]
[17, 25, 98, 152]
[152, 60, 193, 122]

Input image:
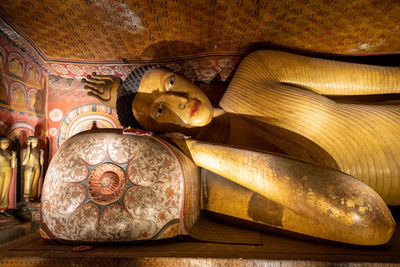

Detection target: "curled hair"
[0, 136, 10, 141]
[116, 65, 159, 129]
[26, 136, 38, 141]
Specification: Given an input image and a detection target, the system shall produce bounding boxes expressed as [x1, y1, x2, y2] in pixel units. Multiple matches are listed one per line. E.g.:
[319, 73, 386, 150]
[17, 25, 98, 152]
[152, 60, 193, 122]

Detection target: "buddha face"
[0, 139, 10, 150]
[132, 68, 213, 131]
[29, 138, 38, 148]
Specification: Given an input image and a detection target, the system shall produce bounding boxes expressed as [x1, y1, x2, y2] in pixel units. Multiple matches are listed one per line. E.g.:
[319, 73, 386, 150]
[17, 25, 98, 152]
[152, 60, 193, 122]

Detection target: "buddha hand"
[11, 151, 16, 167]
[40, 150, 44, 165]
[165, 132, 192, 140]
[82, 73, 121, 108]
[165, 132, 193, 158]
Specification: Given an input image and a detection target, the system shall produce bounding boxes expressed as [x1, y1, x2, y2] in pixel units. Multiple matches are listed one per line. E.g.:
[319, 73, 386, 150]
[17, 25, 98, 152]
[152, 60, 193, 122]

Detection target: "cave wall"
[0, 33, 47, 147]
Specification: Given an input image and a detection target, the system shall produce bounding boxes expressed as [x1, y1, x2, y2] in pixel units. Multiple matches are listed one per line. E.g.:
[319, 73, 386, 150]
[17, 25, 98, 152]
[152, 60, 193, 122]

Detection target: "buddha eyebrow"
[165, 91, 189, 98]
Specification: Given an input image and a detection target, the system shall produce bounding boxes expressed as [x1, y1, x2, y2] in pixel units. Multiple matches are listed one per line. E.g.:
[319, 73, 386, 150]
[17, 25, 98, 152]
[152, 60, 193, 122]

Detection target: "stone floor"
[0, 221, 400, 266]
[1, 207, 400, 266]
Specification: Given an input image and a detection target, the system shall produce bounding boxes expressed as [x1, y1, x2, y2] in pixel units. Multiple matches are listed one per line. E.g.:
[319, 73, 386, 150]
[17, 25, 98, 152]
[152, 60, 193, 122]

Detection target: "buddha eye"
[167, 76, 175, 90]
[155, 103, 163, 118]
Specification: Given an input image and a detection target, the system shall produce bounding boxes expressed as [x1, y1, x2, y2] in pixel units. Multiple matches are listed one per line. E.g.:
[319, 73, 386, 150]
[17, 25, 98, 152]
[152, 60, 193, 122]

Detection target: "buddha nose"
[178, 102, 186, 110]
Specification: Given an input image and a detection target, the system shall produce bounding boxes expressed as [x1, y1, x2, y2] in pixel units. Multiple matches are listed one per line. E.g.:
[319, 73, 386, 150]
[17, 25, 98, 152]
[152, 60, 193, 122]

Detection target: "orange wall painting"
[47, 75, 121, 159]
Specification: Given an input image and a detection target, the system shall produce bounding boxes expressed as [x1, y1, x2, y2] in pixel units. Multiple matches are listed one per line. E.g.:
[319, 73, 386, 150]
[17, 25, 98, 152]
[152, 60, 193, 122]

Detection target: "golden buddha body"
[22, 137, 43, 201]
[80, 50, 400, 245]
[0, 137, 16, 210]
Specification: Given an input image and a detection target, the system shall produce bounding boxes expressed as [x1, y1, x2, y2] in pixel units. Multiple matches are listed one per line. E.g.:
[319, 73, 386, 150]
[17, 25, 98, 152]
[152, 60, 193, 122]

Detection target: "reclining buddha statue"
[41, 50, 400, 246]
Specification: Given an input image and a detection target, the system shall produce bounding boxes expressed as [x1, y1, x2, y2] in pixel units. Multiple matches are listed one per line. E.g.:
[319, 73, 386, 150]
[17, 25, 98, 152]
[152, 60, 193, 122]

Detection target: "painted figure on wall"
[0, 79, 7, 103]
[27, 65, 40, 84]
[0, 46, 5, 71]
[11, 85, 26, 108]
[28, 90, 42, 112]
[8, 56, 24, 78]
[60, 50, 399, 245]
[0, 53, 4, 70]
[0, 137, 16, 211]
[22, 136, 44, 202]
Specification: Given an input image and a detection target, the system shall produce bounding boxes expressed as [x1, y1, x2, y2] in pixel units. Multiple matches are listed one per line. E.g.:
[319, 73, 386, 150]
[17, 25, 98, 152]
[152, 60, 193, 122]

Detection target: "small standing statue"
[22, 137, 44, 202]
[0, 137, 16, 211]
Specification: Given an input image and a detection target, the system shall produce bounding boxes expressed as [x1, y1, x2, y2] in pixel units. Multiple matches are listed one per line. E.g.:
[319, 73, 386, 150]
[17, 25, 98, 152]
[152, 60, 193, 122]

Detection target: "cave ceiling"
[0, 0, 400, 78]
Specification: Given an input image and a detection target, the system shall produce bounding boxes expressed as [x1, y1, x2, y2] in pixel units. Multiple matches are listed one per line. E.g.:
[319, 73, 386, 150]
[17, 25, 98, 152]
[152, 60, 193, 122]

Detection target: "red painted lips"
[190, 100, 201, 117]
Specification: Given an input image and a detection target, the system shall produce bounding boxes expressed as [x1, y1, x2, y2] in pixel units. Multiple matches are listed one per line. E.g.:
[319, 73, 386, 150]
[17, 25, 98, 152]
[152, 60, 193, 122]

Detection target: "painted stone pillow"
[41, 130, 187, 243]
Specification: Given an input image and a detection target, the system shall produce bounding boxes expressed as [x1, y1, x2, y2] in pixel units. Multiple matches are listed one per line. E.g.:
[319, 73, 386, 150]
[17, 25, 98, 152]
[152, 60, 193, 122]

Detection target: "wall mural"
[0, 45, 5, 67]
[0, 34, 47, 145]
[10, 82, 26, 109]
[47, 74, 122, 158]
[56, 103, 120, 148]
[47, 101, 120, 158]
[0, 108, 44, 144]
[0, 33, 47, 217]
[0, 77, 8, 104]
[27, 89, 43, 113]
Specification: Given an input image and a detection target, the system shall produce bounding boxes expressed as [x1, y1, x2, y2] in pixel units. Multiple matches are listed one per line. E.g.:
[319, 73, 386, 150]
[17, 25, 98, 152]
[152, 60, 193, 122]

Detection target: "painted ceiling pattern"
[0, 0, 400, 69]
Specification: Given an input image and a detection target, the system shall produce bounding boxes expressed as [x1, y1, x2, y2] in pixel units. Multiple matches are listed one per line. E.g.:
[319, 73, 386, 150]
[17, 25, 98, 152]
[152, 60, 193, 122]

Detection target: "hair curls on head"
[116, 65, 159, 129]
[26, 136, 38, 141]
[0, 136, 10, 142]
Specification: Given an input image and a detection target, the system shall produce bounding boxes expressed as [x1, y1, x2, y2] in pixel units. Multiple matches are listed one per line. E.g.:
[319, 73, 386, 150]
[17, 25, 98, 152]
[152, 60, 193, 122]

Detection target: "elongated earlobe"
[213, 108, 226, 118]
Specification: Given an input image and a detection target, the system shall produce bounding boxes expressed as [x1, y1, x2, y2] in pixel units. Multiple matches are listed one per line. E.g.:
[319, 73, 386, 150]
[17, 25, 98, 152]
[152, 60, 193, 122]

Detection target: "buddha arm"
[11, 151, 16, 168]
[182, 139, 395, 245]
[21, 146, 30, 166]
[248, 50, 400, 96]
[220, 50, 400, 205]
[40, 150, 44, 166]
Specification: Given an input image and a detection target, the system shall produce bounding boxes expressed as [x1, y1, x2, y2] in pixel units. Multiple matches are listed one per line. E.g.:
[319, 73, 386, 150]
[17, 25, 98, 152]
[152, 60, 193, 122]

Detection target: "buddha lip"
[190, 100, 201, 117]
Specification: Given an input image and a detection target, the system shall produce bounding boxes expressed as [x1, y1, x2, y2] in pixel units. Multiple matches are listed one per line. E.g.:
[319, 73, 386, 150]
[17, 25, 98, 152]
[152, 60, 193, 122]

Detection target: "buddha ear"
[212, 108, 226, 118]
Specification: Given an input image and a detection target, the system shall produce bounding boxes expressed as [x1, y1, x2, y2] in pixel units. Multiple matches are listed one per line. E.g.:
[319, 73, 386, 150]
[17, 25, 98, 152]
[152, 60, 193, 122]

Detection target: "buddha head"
[117, 66, 213, 132]
[0, 137, 10, 151]
[27, 136, 38, 148]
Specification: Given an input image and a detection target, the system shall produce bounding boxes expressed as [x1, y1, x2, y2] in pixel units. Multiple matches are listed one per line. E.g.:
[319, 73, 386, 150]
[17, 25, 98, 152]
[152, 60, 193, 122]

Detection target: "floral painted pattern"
[2, 0, 400, 64]
[46, 56, 240, 81]
[41, 131, 184, 242]
[88, 163, 126, 205]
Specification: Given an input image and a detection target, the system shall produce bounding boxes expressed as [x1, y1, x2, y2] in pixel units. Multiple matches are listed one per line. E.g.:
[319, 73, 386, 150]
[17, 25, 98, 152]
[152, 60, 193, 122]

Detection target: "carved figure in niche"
[0, 137, 16, 211]
[81, 50, 400, 245]
[22, 137, 44, 201]
[11, 86, 26, 107]
[9, 57, 23, 77]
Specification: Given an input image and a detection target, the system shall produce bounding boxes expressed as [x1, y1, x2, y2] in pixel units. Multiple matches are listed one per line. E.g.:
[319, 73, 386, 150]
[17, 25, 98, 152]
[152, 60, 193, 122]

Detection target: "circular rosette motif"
[88, 163, 126, 205]
[41, 130, 189, 242]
